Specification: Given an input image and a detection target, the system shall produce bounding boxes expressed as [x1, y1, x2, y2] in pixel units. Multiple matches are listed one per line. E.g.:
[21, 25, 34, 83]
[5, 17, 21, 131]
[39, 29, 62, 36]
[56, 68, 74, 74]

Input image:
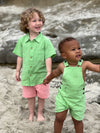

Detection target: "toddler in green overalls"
[43, 37, 100, 133]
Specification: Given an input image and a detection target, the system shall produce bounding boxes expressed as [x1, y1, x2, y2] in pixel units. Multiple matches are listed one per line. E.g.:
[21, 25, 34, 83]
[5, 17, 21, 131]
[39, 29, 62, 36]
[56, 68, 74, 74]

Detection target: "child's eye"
[39, 19, 42, 21]
[72, 49, 75, 51]
[78, 47, 81, 50]
[32, 20, 36, 22]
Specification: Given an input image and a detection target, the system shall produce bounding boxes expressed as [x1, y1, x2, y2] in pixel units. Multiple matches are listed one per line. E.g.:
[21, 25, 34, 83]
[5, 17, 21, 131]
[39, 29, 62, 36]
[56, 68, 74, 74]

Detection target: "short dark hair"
[58, 37, 76, 53]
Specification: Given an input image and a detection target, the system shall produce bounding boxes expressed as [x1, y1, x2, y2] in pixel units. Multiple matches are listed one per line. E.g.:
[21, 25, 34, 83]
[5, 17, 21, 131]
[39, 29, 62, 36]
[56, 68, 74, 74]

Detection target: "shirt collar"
[25, 32, 42, 43]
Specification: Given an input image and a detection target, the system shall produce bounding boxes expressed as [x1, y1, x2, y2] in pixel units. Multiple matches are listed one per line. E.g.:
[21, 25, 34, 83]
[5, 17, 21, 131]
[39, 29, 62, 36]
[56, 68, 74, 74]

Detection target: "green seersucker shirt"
[13, 32, 56, 86]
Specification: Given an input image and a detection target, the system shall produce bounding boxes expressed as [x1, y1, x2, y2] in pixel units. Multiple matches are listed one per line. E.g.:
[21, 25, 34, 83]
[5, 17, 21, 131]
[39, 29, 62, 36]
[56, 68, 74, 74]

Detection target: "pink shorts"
[22, 84, 49, 99]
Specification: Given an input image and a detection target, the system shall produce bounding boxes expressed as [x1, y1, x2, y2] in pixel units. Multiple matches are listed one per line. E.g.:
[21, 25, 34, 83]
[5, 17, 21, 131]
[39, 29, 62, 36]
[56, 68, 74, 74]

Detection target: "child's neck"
[67, 61, 78, 66]
[29, 32, 40, 41]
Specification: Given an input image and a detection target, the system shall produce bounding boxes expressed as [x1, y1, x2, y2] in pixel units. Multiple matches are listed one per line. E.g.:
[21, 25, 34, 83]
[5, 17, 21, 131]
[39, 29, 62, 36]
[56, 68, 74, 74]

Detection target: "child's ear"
[61, 53, 67, 59]
[27, 24, 29, 29]
[27, 26, 29, 29]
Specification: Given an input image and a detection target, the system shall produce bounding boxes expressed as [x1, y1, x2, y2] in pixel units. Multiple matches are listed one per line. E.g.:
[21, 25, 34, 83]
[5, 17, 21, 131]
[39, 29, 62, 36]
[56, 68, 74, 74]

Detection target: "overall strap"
[77, 59, 83, 66]
[64, 59, 83, 67]
[64, 60, 69, 67]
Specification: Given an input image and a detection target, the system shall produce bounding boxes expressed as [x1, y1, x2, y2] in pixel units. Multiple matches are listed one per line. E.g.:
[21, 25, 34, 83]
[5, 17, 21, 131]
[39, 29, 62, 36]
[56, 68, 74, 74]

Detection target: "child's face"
[61, 40, 82, 63]
[27, 12, 43, 34]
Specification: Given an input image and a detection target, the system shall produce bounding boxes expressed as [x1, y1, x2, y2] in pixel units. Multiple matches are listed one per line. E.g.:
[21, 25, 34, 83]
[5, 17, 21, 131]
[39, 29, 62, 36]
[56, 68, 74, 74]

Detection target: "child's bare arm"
[45, 57, 52, 77]
[85, 61, 100, 72]
[16, 56, 23, 81]
[43, 63, 64, 84]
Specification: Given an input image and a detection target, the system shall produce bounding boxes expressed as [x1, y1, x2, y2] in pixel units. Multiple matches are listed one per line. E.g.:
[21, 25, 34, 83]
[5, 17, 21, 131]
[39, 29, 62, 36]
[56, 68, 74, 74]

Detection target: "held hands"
[43, 78, 49, 85]
[46, 72, 51, 78]
[43, 72, 51, 85]
[15, 71, 21, 81]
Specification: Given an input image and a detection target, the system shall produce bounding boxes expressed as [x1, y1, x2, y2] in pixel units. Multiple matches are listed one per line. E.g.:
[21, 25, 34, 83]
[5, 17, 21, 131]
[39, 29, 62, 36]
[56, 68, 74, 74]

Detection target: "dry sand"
[0, 66, 100, 133]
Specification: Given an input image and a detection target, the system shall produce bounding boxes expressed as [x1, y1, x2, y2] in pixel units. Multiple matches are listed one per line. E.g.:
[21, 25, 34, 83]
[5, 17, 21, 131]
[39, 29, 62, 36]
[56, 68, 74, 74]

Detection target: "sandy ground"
[0, 66, 100, 133]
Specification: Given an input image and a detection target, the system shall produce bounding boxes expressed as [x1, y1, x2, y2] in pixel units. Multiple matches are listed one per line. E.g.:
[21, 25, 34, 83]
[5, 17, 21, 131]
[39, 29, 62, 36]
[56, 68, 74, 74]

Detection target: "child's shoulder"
[17, 34, 27, 42]
[82, 60, 93, 69]
[82, 60, 100, 72]
[82, 60, 91, 65]
[58, 62, 65, 70]
[54, 62, 64, 74]
[41, 33, 51, 41]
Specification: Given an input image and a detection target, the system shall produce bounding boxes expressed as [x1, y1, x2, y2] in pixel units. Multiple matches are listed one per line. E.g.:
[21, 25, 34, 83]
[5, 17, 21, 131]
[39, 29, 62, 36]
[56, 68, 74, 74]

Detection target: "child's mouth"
[35, 27, 40, 30]
[76, 55, 81, 58]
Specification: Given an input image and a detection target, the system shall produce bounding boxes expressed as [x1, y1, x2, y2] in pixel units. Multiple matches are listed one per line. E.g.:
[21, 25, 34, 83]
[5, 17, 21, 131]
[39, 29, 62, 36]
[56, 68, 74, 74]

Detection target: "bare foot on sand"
[29, 114, 34, 122]
[37, 115, 45, 121]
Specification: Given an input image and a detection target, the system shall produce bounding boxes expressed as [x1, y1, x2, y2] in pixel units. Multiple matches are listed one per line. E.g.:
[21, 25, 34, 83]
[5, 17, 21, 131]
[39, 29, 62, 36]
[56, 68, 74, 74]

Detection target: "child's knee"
[55, 113, 66, 122]
[72, 117, 83, 125]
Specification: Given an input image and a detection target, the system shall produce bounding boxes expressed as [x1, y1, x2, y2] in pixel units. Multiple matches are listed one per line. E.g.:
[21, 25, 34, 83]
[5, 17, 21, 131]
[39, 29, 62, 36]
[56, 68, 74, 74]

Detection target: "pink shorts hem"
[22, 84, 49, 99]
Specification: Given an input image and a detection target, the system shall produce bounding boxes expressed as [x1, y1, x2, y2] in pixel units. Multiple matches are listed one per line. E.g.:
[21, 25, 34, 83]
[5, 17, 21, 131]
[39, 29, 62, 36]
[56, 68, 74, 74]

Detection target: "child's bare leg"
[28, 97, 35, 122]
[37, 97, 45, 121]
[72, 117, 83, 133]
[54, 110, 68, 133]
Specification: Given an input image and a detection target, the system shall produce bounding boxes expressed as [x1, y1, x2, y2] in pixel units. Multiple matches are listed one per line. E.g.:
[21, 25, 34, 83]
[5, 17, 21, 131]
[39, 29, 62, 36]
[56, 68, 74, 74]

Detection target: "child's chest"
[22, 41, 45, 57]
[62, 67, 84, 83]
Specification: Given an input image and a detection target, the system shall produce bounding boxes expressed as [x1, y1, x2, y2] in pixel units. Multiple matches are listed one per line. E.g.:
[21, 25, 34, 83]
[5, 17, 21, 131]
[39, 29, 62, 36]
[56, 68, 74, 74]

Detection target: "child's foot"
[37, 114, 45, 121]
[29, 114, 34, 122]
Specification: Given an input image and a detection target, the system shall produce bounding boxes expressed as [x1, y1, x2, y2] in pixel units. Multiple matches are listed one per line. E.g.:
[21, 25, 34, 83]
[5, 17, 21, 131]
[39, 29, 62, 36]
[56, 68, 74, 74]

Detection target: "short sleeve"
[44, 38, 56, 59]
[13, 38, 23, 57]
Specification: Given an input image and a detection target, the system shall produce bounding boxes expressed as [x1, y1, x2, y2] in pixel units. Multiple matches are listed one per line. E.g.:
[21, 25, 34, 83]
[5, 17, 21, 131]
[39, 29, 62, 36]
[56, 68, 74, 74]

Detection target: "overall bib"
[55, 60, 85, 120]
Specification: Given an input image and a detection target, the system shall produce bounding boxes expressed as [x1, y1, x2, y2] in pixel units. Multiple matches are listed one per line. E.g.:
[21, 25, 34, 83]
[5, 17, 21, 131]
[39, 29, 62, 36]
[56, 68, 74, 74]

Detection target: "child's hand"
[43, 72, 51, 84]
[43, 79, 49, 85]
[15, 72, 21, 81]
[45, 72, 51, 78]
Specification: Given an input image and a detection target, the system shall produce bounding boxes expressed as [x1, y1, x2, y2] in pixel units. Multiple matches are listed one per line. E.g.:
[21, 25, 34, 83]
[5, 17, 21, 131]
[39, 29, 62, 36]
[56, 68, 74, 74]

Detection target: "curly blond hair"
[20, 8, 45, 33]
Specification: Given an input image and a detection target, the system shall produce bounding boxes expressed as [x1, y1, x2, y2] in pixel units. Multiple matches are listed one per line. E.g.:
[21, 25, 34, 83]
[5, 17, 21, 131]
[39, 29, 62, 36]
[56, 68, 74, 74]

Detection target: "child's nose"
[37, 21, 41, 24]
[76, 49, 80, 52]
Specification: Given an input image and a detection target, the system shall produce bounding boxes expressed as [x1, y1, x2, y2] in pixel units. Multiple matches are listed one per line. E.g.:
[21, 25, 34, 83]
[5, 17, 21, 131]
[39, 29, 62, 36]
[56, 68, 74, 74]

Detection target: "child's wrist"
[47, 71, 51, 74]
[16, 71, 20, 73]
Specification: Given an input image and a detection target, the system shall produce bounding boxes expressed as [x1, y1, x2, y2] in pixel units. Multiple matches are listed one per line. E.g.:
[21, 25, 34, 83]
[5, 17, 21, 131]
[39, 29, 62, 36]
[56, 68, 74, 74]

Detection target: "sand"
[0, 66, 100, 133]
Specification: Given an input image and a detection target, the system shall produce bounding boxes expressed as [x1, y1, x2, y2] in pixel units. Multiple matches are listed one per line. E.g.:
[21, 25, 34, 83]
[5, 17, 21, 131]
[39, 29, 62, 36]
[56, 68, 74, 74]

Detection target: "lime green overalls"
[55, 60, 85, 120]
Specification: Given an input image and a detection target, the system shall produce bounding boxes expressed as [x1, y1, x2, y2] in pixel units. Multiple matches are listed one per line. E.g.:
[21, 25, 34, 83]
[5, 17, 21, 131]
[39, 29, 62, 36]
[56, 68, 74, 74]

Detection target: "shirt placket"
[29, 42, 34, 77]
